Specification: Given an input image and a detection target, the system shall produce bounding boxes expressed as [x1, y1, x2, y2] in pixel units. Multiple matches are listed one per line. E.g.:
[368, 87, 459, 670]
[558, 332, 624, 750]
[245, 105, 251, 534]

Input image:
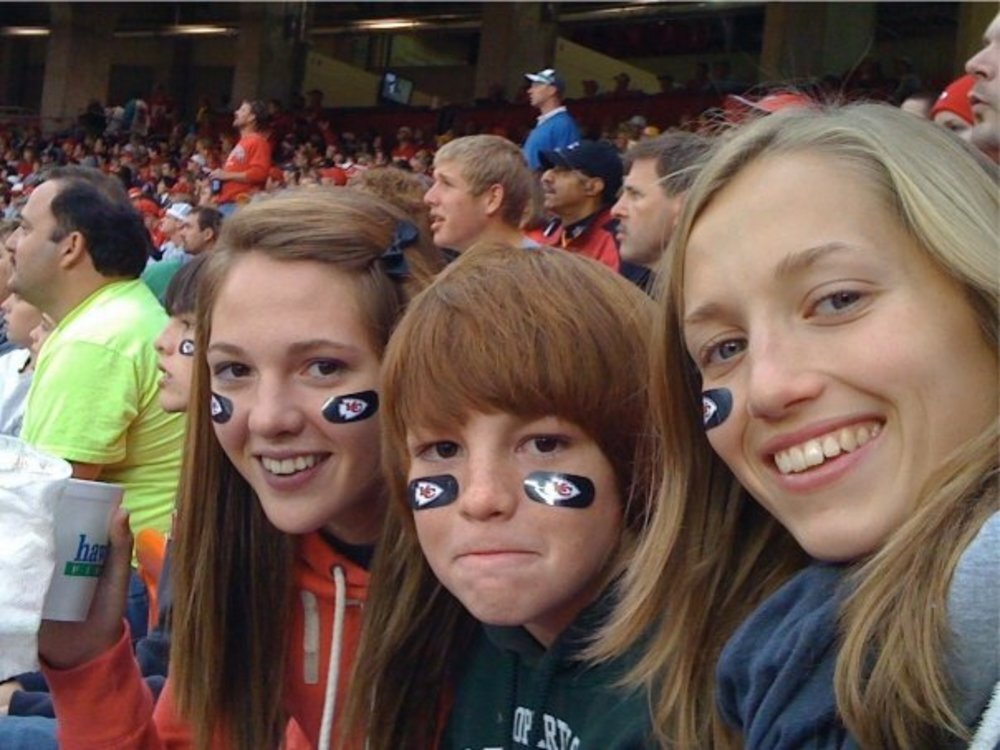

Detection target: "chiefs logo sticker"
[210, 393, 233, 424]
[322, 390, 379, 424]
[407, 475, 459, 510]
[338, 398, 367, 419]
[553, 479, 580, 499]
[701, 388, 732, 430]
[416, 482, 443, 502]
[523, 471, 595, 509]
[703, 397, 718, 424]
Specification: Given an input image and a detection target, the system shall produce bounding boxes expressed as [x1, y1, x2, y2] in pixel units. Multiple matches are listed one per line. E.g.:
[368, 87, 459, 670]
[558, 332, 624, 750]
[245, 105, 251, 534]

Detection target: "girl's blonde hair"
[171, 187, 442, 749]
[348, 243, 655, 749]
[592, 102, 999, 748]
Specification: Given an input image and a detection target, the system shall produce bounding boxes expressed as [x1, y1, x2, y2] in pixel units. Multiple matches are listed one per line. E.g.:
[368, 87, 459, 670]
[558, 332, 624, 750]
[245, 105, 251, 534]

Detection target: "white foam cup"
[41, 479, 123, 622]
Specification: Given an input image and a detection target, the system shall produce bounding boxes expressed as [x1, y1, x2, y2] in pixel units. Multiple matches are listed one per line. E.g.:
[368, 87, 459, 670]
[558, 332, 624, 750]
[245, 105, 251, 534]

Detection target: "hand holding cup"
[38, 507, 133, 670]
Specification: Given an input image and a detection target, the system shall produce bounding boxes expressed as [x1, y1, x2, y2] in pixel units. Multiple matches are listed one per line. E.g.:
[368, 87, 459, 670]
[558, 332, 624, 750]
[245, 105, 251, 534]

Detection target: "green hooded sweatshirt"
[441, 589, 655, 749]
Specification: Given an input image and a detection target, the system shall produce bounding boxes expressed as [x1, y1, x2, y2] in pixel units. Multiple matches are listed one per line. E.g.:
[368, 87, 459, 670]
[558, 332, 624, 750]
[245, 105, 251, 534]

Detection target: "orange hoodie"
[44, 532, 369, 750]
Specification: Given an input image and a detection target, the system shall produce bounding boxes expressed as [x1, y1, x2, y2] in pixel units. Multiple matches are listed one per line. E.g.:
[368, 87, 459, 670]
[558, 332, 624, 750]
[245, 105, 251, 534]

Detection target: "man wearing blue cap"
[522, 68, 581, 171]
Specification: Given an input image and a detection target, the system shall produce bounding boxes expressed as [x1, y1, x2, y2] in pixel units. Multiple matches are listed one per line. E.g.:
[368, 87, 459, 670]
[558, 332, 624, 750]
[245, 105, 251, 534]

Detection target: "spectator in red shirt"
[17, 148, 38, 179]
[129, 187, 164, 249]
[209, 100, 272, 216]
[391, 127, 419, 163]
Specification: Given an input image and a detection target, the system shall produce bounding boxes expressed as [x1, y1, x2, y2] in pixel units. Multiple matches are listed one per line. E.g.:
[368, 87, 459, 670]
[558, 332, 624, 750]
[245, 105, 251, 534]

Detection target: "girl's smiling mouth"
[773, 420, 883, 475]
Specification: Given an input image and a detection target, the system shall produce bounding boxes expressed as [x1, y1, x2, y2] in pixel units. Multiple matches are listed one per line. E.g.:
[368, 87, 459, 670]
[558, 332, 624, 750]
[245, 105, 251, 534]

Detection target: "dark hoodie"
[718, 514, 1000, 750]
[715, 563, 859, 750]
[441, 589, 654, 749]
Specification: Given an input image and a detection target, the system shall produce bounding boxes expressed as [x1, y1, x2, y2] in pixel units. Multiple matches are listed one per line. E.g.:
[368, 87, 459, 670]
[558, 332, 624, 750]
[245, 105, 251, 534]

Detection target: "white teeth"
[789, 446, 806, 472]
[821, 435, 841, 458]
[261, 455, 320, 476]
[803, 440, 824, 468]
[773, 422, 882, 475]
[838, 427, 857, 452]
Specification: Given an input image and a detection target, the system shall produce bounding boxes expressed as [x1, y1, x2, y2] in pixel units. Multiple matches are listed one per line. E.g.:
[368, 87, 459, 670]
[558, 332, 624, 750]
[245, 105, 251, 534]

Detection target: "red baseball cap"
[930, 74, 975, 126]
[726, 91, 815, 115]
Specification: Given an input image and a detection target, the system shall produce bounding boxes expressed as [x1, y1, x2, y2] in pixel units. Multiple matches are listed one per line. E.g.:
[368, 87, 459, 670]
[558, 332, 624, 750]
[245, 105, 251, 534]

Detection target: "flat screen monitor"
[379, 71, 414, 105]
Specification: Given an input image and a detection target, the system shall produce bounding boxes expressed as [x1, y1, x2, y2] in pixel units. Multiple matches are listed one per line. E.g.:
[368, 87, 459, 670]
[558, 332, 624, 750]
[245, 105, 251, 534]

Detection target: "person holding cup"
[594, 103, 998, 748]
[0, 258, 208, 748]
[35, 188, 442, 749]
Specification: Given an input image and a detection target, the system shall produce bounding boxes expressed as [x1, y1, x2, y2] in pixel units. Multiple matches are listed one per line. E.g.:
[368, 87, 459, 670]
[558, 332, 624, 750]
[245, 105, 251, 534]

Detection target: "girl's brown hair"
[170, 187, 442, 749]
[592, 102, 999, 748]
[348, 165, 433, 243]
[347, 243, 656, 749]
[162, 253, 208, 317]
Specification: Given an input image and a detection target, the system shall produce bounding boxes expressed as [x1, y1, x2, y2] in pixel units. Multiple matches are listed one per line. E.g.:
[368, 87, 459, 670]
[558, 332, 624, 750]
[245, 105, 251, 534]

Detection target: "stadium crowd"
[0, 10, 997, 749]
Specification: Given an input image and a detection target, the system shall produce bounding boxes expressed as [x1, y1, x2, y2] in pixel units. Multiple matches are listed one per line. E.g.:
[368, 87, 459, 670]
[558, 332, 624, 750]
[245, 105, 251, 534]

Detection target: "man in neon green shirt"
[7, 172, 183, 540]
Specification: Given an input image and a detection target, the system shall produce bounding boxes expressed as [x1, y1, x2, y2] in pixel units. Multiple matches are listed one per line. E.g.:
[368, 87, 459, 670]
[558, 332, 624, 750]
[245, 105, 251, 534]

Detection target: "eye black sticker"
[523, 472, 595, 509]
[210, 393, 233, 424]
[179, 339, 195, 357]
[322, 390, 379, 424]
[702, 388, 732, 430]
[408, 475, 459, 510]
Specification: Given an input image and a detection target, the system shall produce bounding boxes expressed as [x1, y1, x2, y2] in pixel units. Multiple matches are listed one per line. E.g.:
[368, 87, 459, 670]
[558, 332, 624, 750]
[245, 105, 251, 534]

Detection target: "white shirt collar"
[536, 106, 568, 124]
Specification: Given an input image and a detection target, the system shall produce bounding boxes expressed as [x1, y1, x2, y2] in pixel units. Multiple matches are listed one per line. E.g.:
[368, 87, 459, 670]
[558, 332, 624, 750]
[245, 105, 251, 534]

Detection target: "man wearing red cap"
[129, 189, 163, 252]
[723, 91, 814, 124]
[966, 12, 1000, 161]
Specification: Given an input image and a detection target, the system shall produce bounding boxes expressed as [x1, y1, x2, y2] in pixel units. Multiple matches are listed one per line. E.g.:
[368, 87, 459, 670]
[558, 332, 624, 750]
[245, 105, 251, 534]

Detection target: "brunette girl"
[596, 103, 998, 748]
[36, 188, 441, 750]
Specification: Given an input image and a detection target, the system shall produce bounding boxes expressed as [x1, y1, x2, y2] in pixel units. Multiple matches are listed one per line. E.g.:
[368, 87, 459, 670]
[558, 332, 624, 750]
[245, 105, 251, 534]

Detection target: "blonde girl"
[595, 103, 998, 748]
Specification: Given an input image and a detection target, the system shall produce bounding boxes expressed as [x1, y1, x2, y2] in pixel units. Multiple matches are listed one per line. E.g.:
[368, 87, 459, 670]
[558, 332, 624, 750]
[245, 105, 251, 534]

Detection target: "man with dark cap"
[537, 140, 622, 272]
[522, 68, 581, 171]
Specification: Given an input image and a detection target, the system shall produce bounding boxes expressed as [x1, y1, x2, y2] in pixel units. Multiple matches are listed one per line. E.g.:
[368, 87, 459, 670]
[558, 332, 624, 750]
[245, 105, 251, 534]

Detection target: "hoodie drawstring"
[301, 591, 320, 685]
[523, 634, 569, 750]
[317, 564, 347, 750]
